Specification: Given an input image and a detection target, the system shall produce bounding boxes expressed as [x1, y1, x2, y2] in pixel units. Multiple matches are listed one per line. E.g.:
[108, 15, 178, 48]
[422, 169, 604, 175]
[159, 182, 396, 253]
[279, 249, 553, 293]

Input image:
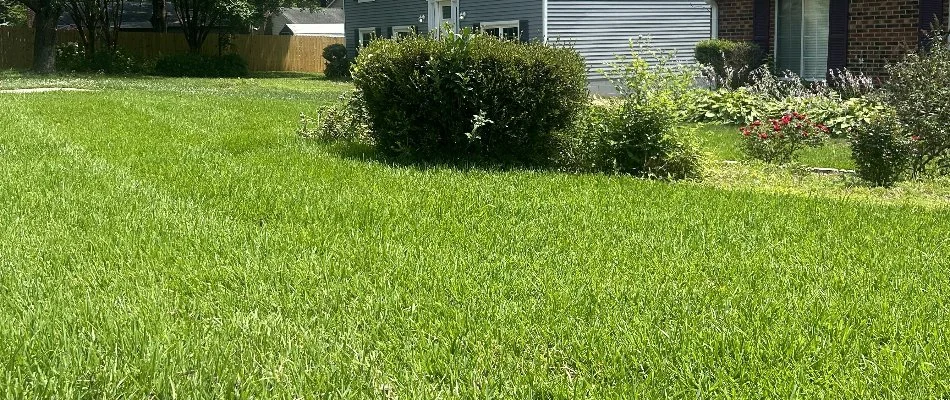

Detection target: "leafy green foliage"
[741, 112, 828, 163]
[691, 88, 765, 125]
[885, 32, 950, 177]
[849, 110, 911, 187]
[153, 53, 249, 77]
[321, 43, 350, 81]
[0, 0, 28, 25]
[352, 31, 588, 166]
[298, 92, 370, 142]
[695, 39, 763, 88]
[559, 100, 702, 179]
[55, 42, 145, 74]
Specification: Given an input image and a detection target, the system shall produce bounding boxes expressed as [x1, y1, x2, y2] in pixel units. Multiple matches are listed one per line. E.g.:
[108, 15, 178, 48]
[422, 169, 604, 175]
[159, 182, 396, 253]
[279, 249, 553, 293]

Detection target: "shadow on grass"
[317, 139, 551, 174]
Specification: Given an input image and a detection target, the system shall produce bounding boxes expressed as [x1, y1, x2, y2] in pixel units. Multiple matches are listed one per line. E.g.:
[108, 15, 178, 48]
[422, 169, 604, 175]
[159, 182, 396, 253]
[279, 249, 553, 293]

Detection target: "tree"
[149, 0, 165, 32]
[174, 0, 318, 53]
[65, 0, 123, 58]
[0, 0, 29, 26]
[20, 0, 63, 73]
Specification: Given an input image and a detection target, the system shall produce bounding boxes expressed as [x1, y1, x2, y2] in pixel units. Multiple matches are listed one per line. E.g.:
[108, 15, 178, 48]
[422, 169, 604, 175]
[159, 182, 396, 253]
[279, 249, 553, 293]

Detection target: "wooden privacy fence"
[0, 27, 343, 73]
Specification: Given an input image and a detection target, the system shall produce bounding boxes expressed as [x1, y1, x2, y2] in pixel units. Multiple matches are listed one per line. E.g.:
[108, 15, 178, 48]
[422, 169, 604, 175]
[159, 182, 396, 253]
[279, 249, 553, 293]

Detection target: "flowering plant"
[740, 112, 828, 163]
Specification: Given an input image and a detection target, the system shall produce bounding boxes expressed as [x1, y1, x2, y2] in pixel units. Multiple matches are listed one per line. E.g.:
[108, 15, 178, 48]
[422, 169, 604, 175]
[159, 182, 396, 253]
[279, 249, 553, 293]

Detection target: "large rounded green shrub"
[351, 32, 588, 166]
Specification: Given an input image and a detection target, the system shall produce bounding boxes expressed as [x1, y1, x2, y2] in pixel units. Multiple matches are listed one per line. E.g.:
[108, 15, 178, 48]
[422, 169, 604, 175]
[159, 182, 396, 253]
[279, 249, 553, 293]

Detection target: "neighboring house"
[279, 23, 345, 37]
[268, 5, 344, 35]
[344, 0, 714, 89]
[713, 0, 950, 80]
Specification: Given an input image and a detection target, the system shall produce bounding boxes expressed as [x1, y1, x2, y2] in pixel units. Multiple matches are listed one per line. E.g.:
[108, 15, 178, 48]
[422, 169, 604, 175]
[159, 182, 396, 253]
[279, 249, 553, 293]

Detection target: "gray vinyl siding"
[343, 0, 428, 57]
[457, 0, 543, 40]
[547, 0, 712, 82]
[344, 0, 542, 58]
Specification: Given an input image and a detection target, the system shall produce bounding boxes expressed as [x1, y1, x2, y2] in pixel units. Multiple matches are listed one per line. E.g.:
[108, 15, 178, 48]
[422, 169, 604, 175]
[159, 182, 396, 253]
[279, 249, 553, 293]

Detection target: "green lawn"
[2, 73, 950, 398]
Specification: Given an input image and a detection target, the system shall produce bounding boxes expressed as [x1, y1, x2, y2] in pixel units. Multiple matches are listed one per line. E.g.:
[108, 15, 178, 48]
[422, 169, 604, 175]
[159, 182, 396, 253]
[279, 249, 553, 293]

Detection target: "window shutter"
[519, 20, 529, 42]
[826, 0, 848, 73]
[752, 0, 771, 53]
[471, 22, 480, 32]
[387, 27, 393, 38]
[375, 27, 383, 38]
[919, 0, 944, 48]
[353, 28, 360, 53]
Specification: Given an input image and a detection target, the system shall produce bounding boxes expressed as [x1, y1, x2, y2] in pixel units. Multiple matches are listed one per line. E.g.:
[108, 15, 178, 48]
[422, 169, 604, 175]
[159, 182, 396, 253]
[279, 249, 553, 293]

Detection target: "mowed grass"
[1, 74, 950, 398]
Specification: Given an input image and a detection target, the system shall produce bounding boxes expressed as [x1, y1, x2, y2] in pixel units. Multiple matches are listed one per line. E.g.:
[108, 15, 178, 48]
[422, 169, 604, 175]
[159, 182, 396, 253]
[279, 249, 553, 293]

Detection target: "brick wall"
[716, 0, 950, 79]
[848, 0, 923, 78]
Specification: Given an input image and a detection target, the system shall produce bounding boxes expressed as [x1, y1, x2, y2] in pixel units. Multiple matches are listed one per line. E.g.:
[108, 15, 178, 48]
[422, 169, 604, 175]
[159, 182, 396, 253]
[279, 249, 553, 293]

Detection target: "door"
[428, 0, 458, 37]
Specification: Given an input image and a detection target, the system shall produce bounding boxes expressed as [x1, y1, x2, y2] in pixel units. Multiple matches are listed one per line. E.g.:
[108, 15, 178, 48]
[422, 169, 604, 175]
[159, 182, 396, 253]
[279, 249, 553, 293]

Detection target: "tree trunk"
[31, 3, 59, 73]
[149, 0, 165, 32]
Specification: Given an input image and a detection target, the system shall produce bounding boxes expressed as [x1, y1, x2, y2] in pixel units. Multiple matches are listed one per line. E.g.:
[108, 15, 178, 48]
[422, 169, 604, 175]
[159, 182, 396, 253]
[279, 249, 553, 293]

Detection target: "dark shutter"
[375, 27, 383, 39]
[353, 28, 360, 54]
[471, 22, 481, 32]
[519, 20, 529, 42]
[387, 27, 393, 38]
[827, 0, 849, 73]
[752, 0, 770, 53]
[919, 0, 944, 48]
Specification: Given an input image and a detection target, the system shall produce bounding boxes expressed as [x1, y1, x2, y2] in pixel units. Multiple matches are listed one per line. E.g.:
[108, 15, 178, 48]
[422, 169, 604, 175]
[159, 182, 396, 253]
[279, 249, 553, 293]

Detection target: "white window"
[359, 28, 376, 48]
[480, 20, 520, 41]
[775, 0, 829, 80]
[392, 26, 415, 39]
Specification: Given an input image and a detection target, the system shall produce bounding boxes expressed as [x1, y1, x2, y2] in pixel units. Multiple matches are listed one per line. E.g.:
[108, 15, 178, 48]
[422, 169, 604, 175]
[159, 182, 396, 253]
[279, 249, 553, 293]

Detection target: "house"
[267, 4, 345, 36]
[343, 0, 715, 90]
[712, 0, 950, 80]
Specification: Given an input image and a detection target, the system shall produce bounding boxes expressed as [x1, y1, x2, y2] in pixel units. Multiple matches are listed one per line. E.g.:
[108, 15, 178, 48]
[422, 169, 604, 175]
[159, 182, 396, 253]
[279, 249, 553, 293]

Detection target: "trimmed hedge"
[695, 39, 763, 87]
[322, 43, 351, 80]
[351, 32, 588, 166]
[153, 53, 249, 78]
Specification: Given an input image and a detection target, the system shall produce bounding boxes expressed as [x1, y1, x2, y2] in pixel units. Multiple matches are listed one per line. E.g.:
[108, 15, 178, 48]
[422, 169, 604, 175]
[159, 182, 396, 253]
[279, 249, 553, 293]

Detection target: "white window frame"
[358, 27, 377, 47]
[480, 20, 520, 40]
[392, 25, 416, 39]
[774, 0, 829, 81]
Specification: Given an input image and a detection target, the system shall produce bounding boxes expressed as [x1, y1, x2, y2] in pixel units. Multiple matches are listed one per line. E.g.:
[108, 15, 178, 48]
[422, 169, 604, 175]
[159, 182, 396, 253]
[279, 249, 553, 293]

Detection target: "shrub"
[351, 31, 587, 166]
[322, 43, 351, 80]
[558, 100, 702, 179]
[153, 53, 249, 78]
[849, 111, 911, 187]
[56, 42, 143, 74]
[298, 92, 371, 142]
[885, 32, 950, 177]
[695, 39, 763, 88]
[579, 41, 703, 179]
[740, 112, 828, 163]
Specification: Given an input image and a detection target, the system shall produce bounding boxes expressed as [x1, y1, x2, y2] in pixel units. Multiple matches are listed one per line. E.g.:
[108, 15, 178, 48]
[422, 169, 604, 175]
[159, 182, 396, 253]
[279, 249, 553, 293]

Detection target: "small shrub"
[298, 92, 371, 143]
[740, 112, 828, 163]
[885, 31, 950, 177]
[575, 42, 703, 179]
[558, 100, 702, 179]
[849, 111, 911, 187]
[153, 53, 249, 77]
[322, 43, 351, 80]
[352, 31, 587, 166]
[695, 39, 763, 88]
[56, 42, 143, 74]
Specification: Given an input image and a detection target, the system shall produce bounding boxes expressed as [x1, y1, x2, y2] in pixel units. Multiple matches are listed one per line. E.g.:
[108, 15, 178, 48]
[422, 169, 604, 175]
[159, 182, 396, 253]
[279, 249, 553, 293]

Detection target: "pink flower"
[759, 133, 769, 139]
[911, 135, 921, 141]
